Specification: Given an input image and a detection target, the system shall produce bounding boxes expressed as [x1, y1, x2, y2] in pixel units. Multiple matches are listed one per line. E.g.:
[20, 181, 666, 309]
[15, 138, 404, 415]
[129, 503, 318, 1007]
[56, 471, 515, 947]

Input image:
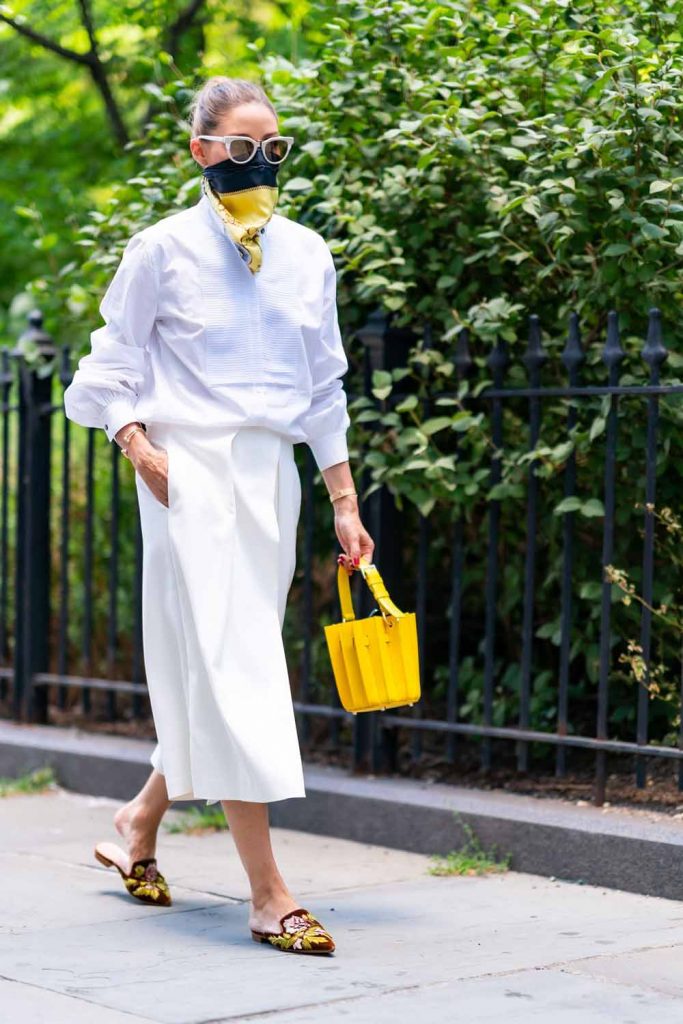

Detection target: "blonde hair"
[188, 76, 277, 136]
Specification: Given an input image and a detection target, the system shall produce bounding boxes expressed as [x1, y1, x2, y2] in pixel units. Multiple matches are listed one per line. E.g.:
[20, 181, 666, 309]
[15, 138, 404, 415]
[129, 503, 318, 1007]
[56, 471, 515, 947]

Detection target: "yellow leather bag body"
[323, 556, 421, 714]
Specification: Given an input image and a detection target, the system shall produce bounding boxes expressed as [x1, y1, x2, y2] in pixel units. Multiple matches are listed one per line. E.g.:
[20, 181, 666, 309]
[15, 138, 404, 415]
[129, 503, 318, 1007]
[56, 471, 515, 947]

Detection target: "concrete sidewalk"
[2, 787, 683, 1022]
[5, 721, 683, 901]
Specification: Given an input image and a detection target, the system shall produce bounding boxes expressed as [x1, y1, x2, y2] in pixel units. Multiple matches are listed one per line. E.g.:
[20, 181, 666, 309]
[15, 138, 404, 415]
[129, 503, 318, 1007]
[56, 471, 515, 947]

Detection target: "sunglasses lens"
[263, 137, 289, 163]
[228, 138, 256, 163]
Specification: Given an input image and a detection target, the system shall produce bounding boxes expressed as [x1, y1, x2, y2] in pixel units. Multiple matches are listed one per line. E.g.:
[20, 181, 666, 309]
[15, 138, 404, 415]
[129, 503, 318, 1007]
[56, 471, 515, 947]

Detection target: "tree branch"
[1, 3, 129, 147]
[0, 11, 94, 66]
[140, 0, 208, 131]
[164, 0, 207, 59]
[76, 0, 99, 52]
[76, 0, 129, 146]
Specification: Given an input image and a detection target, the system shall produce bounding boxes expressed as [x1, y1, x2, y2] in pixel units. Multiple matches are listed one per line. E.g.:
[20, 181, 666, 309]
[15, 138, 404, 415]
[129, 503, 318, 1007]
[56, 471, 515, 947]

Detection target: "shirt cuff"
[308, 432, 349, 472]
[102, 397, 141, 444]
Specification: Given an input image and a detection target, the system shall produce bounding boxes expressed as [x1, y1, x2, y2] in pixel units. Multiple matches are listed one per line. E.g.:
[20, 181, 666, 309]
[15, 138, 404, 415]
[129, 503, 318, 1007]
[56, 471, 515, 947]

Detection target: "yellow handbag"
[323, 555, 421, 714]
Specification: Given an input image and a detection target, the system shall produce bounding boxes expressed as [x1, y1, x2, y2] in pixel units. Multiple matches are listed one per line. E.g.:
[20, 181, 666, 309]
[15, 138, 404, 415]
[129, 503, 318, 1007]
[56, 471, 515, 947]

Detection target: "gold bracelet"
[119, 423, 146, 459]
[329, 487, 358, 504]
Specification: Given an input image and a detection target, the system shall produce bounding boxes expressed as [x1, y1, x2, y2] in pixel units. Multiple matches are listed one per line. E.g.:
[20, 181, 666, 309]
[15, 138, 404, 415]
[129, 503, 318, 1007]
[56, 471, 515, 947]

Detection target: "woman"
[63, 75, 374, 955]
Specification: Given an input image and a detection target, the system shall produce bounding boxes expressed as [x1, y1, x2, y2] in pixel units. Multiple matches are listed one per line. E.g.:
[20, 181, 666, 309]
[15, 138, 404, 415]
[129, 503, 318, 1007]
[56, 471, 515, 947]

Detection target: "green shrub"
[263, 0, 683, 334]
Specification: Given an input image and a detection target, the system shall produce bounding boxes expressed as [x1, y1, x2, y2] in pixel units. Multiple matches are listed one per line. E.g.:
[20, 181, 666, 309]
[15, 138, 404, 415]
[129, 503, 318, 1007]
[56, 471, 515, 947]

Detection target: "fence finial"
[602, 310, 625, 373]
[561, 312, 584, 376]
[522, 314, 548, 378]
[453, 328, 472, 379]
[642, 308, 667, 373]
[486, 336, 510, 383]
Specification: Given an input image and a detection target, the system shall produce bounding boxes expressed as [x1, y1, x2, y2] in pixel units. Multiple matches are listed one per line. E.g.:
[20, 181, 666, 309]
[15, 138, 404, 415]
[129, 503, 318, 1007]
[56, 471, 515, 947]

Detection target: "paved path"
[1, 787, 683, 1022]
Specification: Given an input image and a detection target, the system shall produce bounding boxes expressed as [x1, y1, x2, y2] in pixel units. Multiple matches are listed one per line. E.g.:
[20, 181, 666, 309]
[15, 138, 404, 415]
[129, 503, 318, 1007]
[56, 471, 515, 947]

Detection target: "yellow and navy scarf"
[201, 166, 278, 274]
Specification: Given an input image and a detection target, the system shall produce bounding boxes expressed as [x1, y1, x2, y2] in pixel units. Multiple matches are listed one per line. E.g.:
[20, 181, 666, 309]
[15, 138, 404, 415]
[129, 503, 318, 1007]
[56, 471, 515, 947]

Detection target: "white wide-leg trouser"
[135, 422, 306, 806]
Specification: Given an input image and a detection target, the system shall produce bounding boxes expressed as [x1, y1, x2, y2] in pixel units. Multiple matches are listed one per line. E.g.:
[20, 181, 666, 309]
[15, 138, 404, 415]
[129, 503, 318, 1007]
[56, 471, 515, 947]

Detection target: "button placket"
[253, 263, 266, 382]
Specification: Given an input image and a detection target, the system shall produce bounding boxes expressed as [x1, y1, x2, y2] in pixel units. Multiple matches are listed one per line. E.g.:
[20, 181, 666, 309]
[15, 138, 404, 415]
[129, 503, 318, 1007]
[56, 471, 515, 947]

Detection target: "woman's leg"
[221, 799, 301, 932]
[113, 769, 172, 870]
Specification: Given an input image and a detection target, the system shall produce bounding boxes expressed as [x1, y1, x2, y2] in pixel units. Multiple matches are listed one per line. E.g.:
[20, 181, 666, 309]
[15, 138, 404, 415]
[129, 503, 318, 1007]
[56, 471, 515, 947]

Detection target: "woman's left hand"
[333, 497, 375, 574]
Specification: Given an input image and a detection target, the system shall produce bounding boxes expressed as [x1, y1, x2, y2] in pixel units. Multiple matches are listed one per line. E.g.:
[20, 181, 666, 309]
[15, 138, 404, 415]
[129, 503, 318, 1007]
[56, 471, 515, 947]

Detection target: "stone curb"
[2, 719, 683, 901]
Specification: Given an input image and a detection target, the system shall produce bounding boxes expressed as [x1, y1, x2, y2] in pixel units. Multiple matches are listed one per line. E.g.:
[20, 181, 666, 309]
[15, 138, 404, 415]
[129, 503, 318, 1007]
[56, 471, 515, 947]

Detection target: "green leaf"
[606, 191, 625, 210]
[581, 498, 605, 518]
[372, 386, 392, 400]
[487, 482, 525, 500]
[282, 177, 313, 192]
[589, 416, 606, 441]
[13, 206, 40, 221]
[421, 417, 453, 435]
[603, 243, 630, 256]
[301, 140, 325, 159]
[451, 415, 478, 432]
[500, 147, 527, 161]
[33, 234, 58, 251]
[640, 222, 668, 240]
[522, 196, 541, 217]
[418, 497, 437, 517]
[372, 370, 392, 389]
[395, 395, 418, 412]
[583, 64, 624, 101]
[553, 496, 582, 515]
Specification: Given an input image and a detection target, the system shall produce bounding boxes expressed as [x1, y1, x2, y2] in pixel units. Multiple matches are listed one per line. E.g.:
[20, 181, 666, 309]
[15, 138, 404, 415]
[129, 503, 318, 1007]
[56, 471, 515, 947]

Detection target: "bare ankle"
[116, 799, 160, 837]
[251, 881, 291, 910]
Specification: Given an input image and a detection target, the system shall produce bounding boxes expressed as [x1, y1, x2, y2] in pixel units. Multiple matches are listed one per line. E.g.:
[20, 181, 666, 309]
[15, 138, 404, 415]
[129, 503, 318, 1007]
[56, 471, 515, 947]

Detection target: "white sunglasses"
[193, 134, 294, 165]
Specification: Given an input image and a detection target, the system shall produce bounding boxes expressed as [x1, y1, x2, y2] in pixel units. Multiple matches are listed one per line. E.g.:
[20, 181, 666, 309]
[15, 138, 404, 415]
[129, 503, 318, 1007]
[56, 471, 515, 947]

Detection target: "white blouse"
[63, 187, 351, 472]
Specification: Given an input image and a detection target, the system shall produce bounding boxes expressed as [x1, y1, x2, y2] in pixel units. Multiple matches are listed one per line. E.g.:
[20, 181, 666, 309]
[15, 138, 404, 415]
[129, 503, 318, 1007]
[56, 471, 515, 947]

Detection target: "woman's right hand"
[127, 433, 169, 507]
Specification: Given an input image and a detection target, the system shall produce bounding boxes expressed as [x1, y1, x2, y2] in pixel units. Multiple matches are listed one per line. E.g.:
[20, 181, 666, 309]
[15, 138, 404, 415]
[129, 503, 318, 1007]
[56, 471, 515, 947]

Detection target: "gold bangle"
[329, 487, 358, 504]
[119, 423, 146, 459]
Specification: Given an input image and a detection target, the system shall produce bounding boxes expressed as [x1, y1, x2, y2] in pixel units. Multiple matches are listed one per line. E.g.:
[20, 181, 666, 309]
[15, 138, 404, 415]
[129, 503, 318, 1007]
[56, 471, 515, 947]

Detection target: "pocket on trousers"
[164, 446, 172, 510]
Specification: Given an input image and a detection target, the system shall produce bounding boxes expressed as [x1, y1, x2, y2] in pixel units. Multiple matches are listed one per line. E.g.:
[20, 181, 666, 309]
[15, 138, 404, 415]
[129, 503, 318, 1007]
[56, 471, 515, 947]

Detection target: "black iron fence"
[2, 306, 682, 806]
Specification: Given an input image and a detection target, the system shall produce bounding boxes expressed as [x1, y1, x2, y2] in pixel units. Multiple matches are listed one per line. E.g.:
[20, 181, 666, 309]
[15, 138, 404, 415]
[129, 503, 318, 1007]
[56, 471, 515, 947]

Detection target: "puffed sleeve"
[63, 232, 157, 443]
[301, 243, 351, 472]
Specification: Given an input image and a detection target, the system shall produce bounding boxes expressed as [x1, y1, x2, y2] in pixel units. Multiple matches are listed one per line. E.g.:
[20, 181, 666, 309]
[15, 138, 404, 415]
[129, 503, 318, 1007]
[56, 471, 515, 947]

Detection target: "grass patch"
[0, 765, 58, 797]
[163, 804, 229, 835]
[427, 813, 511, 876]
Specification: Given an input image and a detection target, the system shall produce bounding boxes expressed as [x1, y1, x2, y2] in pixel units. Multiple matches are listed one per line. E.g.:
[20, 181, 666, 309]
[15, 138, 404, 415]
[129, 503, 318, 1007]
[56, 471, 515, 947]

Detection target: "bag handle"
[336, 556, 404, 623]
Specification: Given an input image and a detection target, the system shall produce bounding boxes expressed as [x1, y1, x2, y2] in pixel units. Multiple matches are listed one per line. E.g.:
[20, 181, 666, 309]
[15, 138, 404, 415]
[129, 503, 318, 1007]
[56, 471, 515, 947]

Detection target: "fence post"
[356, 308, 417, 773]
[13, 310, 55, 723]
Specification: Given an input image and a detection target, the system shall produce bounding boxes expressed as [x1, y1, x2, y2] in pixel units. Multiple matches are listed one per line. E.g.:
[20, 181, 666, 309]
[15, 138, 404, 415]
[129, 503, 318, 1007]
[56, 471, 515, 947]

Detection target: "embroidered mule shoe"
[94, 842, 172, 907]
[250, 907, 335, 954]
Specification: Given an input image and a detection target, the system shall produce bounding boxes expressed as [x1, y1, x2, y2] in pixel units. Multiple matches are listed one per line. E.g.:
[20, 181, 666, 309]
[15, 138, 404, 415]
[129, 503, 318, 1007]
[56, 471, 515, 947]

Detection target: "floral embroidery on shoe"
[123, 860, 171, 905]
[144, 862, 159, 883]
[255, 908, 335, 953]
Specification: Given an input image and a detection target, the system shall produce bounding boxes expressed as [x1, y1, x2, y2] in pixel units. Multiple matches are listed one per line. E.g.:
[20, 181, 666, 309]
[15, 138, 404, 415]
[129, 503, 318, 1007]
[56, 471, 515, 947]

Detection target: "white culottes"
[135, 422, 306, 805]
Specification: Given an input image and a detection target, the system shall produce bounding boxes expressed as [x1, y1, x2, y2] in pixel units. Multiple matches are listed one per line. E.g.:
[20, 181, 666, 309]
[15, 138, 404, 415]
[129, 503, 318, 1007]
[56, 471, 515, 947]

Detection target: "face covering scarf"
[201, 148, 280, 273]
